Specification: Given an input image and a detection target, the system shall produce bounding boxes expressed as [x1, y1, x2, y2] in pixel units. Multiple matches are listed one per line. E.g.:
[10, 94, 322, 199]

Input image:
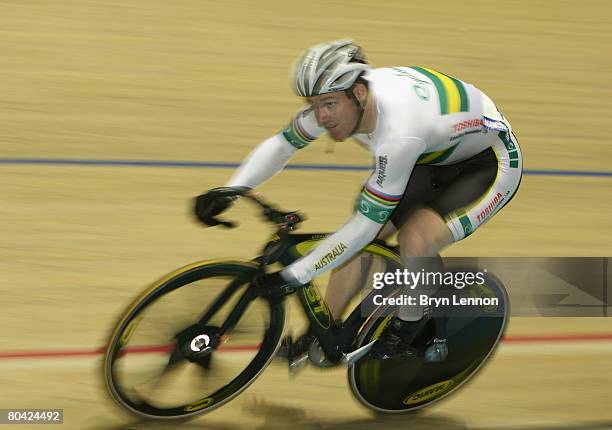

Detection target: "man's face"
[307, 91, 359, 142]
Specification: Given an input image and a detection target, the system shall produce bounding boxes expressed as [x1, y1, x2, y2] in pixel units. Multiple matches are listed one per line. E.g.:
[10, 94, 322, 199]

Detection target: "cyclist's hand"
[193, 187, 239, 228]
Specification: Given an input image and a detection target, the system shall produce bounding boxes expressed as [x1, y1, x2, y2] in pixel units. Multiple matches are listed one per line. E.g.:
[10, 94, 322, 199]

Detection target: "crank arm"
[342, 340, 376, 366]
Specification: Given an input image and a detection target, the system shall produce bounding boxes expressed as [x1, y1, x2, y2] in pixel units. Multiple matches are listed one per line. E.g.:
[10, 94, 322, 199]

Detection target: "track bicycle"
[103, 187, 509, 420]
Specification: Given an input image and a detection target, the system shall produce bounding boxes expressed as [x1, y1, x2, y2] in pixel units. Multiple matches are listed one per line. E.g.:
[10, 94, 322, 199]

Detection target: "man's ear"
[353, 83, 368, 105]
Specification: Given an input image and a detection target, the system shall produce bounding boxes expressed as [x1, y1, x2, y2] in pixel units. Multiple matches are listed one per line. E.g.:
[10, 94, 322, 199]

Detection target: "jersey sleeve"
[281, 211, 383, 285]
[281, 137, 426, 285]
[226, 133, 297, 188]
[226, 106, 325, 189]
[355, 137, 426, 224]
[281, 105, 325, 149]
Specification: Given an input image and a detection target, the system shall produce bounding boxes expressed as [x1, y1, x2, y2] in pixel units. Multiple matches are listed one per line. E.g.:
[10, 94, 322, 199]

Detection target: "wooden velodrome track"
[1, 1, 611, 429]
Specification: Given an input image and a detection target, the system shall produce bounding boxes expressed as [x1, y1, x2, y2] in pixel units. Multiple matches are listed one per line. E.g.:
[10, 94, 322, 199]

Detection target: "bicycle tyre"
[103, 260, 285, 420]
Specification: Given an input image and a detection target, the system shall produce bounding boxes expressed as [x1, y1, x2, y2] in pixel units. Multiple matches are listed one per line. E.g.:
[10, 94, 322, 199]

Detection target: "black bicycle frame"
[194, 231, 404, 365]
[272, 232, 404, 364]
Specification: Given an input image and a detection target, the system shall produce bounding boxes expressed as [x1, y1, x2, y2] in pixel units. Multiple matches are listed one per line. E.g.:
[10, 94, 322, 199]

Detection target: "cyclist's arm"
[226, 106, 324, 188]
[282, 137, 426, 285]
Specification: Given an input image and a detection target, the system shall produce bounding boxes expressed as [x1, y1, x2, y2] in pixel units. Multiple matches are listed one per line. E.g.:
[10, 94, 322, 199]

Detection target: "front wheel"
[103, 260, 285, 420]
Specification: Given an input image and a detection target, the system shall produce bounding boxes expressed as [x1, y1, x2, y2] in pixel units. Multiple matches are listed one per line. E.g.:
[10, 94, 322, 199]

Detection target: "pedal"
[276, 334, 313, 375]
[288, 352, 309, 375]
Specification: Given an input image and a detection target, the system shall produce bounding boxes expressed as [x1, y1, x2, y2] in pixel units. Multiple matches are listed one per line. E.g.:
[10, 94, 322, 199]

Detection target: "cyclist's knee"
[398, 209, 452, 257]
[398, 226, 450, 257]
[398, 229, 432, 257]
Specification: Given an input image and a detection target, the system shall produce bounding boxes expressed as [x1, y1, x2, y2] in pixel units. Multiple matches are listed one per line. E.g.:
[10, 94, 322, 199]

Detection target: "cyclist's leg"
[438, 138, 523, 244]
[323, 161, 444, 321]
[394, 147, 502, 321]
[374, 135, 522, 360]
[395, 208, 452, 321]
[325, 222, 396, 320]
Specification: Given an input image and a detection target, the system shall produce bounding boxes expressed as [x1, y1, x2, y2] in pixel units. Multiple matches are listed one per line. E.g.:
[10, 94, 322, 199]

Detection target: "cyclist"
[194, 39, 522, 363]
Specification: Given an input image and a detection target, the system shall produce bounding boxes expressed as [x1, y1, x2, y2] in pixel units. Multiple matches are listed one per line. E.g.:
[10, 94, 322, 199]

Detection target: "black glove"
[193, 188, 238, 227]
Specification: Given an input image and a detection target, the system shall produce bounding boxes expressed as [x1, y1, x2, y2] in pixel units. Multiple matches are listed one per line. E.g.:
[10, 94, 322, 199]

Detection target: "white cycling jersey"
[227, 67, 522, 285]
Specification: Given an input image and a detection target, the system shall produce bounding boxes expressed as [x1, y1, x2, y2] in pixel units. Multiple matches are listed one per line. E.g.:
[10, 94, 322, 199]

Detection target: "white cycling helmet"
[292, 39, 370, 97]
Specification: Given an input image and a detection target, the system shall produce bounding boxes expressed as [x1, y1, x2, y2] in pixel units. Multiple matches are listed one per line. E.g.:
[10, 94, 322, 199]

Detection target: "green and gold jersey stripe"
[417, 143, 459, 165]
[498, 131, 520, 168]
[444, 210, 475, 237]
[411, 67, 469, 115]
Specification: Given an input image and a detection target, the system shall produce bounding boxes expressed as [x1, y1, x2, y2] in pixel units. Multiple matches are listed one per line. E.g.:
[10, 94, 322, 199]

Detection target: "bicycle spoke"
[165, 344, 186, 369]
[104, 262, 284, 418]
